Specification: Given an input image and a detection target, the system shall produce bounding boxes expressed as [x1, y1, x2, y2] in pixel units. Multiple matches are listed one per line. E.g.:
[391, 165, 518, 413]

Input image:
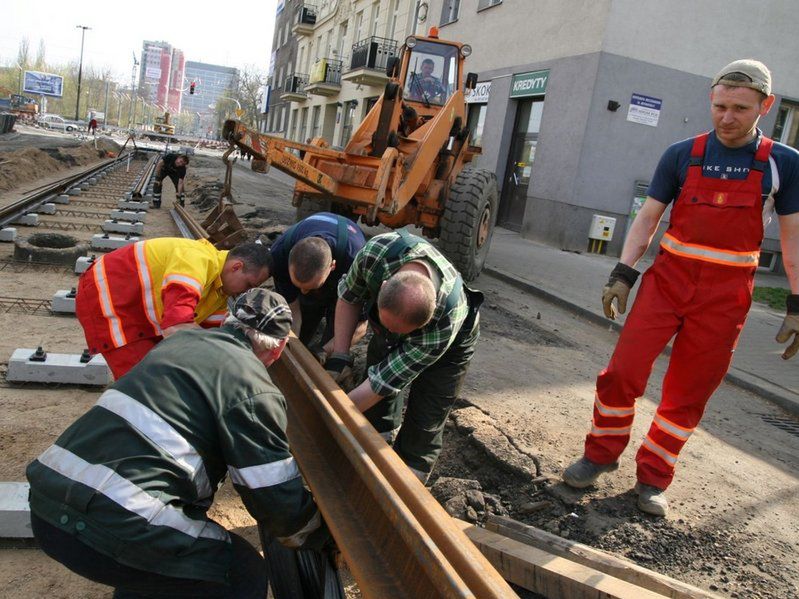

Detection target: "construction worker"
[409, 58, 446, 102]
[269, 212, 367, 358]
[27, 289, 330, 598]
[326, 230, 483, 482]
[152, 151, 189, 208]
[75, 238, 272, 379]
[563, 60, 799, 517]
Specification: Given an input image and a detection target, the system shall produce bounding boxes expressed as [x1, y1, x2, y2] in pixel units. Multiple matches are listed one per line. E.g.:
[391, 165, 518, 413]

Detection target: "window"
[440, 0, 460, 25]
[354, 10, 364, 41]
[341, 101, 357, 146]
[467, 103, 487, 146]
[311, 105, 321, 139]
[477, 0, 502, 11]
[299, 107, 309, 142]
[290, 108, 299, 140]
[370, 1, 380, 37]
[403, 40, 459, 106]
[773, 101, 799, 150]
[336, 22, 348, 57]
[388, 0, 400, 39]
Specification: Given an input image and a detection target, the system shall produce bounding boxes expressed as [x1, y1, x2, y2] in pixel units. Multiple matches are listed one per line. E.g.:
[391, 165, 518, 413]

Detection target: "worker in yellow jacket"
[76, 238, 273, 378]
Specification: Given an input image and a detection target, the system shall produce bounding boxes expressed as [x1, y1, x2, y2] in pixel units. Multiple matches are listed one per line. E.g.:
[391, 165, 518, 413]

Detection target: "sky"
[2, 0, 279, 80]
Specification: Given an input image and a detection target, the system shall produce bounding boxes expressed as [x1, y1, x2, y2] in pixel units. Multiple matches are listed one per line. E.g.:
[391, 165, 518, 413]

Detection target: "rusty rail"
[171, 207, 516, 598]
[131, 154, 159, 198]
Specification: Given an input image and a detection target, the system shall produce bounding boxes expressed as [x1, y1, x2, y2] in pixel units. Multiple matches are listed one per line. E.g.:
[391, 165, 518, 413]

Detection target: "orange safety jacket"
[76, 238, 229, 353]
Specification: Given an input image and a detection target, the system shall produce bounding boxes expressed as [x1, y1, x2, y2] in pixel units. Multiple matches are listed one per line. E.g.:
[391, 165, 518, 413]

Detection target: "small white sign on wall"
[627, 93, 662, 127]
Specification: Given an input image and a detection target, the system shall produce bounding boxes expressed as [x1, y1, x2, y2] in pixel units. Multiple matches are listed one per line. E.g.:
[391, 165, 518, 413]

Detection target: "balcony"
[305, 58, 342, 97]
[280, 74, 309, 102]
[292, 4, 317, 36]
[343, 36, 398, 87]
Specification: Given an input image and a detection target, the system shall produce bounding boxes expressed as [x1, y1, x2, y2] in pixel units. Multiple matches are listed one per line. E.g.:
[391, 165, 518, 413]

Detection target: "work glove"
[306, 342, 328, 365]
[325, 352, 353, 387]
[176, 192, 185, 207]
[775, 294, 799, 360]
[602, 262, 640, 320]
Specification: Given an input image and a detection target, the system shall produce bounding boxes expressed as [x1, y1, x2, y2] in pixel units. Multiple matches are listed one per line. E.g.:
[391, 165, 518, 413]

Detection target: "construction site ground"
[0, 128, 797, 599]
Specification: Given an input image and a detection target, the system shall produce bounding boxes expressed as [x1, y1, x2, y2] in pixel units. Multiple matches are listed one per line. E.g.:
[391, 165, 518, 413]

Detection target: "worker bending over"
[27, 289, 329, 598]
[269, 212, 367, 358]
[76, 237, 272, 378]
[563, 60, 799, 516]
[326, 230, 483, 482]
[152, 151, 189, 208]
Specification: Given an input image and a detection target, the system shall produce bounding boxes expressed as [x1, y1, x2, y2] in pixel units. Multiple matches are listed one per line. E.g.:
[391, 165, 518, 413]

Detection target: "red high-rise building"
[140, 41, 185, 114]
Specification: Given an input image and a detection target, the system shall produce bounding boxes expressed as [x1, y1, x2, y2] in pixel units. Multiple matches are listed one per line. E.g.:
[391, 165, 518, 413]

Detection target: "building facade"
[266, 0, 419, 147]
[139, 41, 186, 115]
[428, 0, 799, 271]
[266, 0, 303, 137]
[183, 61, 239, 137]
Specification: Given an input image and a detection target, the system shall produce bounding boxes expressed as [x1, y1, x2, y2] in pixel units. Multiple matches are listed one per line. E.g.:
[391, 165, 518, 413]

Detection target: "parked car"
[38, 114, 86, 132]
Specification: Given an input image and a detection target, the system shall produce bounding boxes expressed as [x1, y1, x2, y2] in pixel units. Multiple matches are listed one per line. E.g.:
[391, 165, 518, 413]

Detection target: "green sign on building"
[510, 69, 550, 98]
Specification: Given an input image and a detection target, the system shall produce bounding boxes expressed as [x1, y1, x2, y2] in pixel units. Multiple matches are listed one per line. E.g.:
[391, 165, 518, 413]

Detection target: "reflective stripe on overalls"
[584, 131, 774, 490]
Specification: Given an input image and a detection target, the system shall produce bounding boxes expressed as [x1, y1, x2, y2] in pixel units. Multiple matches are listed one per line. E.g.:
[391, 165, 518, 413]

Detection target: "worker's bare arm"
[778, 212, 799, 293]
[348, 379, 383, 412]
[619, 197, 668, 268]
[162, 322, 201, 337]
[332, 299, 362, 354]
[288, 299, 302, 335]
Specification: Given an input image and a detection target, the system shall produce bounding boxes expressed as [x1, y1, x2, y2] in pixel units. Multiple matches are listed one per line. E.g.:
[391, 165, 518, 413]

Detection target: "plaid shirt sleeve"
[337, 234, 394, 304]
[367, 312, 463, 397]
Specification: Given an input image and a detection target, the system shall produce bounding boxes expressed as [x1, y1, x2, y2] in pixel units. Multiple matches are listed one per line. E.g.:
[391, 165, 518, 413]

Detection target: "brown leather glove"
[775, 294, 799, 360]
[602, 262, 640, 320]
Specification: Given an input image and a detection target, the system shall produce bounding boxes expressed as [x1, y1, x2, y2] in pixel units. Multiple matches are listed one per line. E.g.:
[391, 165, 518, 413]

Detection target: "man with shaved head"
[327, 230, 483, 482]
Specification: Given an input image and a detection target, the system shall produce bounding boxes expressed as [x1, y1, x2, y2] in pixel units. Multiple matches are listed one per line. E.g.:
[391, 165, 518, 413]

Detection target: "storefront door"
[499, 99, 544, 229]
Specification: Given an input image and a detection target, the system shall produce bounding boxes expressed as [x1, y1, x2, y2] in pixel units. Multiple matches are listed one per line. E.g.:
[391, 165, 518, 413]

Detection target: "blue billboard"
[23, 71, 64, 98]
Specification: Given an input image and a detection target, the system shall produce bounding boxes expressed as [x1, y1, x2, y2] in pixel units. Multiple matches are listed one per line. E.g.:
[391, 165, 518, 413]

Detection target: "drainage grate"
[760, 414, 799, 438]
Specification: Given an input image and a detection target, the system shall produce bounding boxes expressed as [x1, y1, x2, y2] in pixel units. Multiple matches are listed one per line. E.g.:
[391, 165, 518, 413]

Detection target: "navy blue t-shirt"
[270, 213, 366, 304]
[647, 130, 799, 215]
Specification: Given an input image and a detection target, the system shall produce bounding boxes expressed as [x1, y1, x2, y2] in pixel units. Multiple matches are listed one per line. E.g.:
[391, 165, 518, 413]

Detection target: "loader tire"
[439, 168, 498, 282]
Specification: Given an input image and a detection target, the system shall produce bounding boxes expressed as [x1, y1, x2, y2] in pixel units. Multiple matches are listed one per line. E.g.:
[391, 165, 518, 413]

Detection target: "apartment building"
[429, 0, 799, 270]
[267, 0, 420, 147]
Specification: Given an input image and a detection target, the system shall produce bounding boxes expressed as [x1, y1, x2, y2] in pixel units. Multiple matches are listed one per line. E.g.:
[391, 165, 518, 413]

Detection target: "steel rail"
[0, 153, 135, 228]
[170, 206, 516, 597]
[132, 154, 159, 198]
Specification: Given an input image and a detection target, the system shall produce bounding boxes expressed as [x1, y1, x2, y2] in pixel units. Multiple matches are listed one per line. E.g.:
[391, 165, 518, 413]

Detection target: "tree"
[232, 65, 268, 131]
[34, 39, 46, 70]
[16, 38, 31, 69]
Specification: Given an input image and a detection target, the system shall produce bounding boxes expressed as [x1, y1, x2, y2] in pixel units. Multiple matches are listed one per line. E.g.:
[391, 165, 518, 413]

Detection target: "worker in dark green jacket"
[26, 288, 329, 598]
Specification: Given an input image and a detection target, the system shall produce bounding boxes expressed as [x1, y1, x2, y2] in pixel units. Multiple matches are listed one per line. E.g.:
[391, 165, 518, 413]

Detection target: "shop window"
[440, 0, 460, 25]
[466, 103, 487, 146]
[773, 101, 799, 150]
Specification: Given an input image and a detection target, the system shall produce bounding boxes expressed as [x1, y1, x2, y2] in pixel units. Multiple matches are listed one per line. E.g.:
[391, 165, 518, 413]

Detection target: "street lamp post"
[75, 25, 91, 120]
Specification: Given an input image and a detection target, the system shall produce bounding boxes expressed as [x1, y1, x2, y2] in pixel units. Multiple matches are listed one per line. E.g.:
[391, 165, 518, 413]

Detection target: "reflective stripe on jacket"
[26, 326, 322, 583]
[77, 238, 229, 352]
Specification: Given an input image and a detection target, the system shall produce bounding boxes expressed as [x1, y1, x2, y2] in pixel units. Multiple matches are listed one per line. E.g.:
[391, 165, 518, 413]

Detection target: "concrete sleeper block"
[0, 482, 32, 538]
[53, 194, 71, 204]
[39, 203, 56, 215]
[12, 213, 38, 226]
[109, 210, 147, 223]
[75, 255, 97, 274]
[101, 220, 144, 235]
[90, 234, 140, 250]
[0, 228, 16, 242]
[51, 288, 77, 314]
[7, 348, 110, 386]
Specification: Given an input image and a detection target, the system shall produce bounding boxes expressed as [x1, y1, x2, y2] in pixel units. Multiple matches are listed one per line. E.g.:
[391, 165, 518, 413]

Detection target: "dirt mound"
[0, 143, 105, 193]
[95, 136, 121, 155]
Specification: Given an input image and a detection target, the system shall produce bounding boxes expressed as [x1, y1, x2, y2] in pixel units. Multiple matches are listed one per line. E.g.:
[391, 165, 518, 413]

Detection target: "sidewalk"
[483, 227, 799, 416]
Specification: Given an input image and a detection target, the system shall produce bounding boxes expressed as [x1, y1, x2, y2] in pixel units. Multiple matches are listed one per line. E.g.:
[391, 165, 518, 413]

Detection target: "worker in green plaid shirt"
[326, 230, 483, 482]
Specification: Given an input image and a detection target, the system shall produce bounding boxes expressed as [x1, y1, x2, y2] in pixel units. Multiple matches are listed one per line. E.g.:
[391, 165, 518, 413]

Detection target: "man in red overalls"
[563, 60, 799, 516]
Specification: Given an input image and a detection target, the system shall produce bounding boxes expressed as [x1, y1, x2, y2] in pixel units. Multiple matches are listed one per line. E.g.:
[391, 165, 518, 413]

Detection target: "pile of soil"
[0, 143, 106, 192]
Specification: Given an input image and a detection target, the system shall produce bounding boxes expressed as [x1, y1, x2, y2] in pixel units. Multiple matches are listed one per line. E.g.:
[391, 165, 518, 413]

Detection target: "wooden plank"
[0, 482, 32, 538]
[455, 520, 666, 599]
[486, 516, 719, 599]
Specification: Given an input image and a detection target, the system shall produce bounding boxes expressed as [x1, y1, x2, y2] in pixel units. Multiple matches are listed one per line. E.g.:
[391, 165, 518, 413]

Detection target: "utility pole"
[129, 52, 139, 128]
[75, 25, 91, 120]
[103, 80, 110, 128]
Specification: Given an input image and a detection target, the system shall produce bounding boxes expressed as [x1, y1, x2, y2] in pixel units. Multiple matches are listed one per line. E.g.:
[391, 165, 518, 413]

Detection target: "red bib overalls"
[584, 132, 773, 489]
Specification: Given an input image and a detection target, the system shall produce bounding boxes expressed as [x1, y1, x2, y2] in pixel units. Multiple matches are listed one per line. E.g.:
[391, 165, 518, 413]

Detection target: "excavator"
[219, 28, 497, 281]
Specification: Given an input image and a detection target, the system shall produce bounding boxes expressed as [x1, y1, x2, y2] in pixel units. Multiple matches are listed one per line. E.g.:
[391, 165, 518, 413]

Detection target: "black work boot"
[152, 194, 162, 209]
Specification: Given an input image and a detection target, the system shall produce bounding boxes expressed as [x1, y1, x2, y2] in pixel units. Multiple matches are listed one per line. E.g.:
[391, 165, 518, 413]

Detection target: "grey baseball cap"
[228, 289, 292, 338]
[711, 59, 772, 96]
